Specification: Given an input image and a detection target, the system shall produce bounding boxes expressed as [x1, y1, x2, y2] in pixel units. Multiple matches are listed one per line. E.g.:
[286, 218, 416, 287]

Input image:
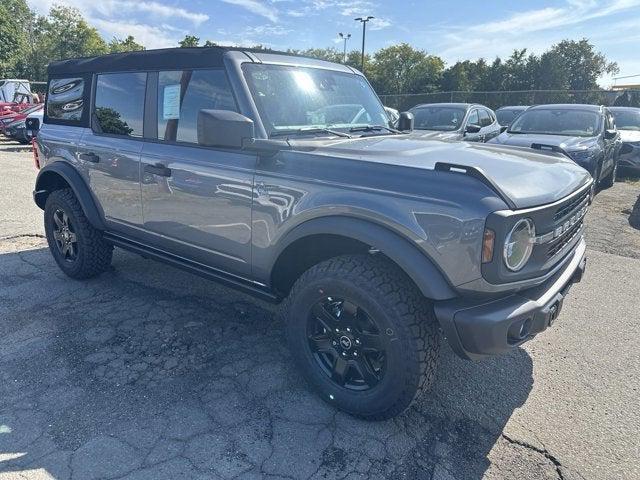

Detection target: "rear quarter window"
[46, 77, 86, 124]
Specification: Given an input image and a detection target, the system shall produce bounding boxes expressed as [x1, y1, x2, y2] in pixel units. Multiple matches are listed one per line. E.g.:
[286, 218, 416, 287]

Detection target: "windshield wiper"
[271, 127, 352, 138]
[349, 124, 403, 135]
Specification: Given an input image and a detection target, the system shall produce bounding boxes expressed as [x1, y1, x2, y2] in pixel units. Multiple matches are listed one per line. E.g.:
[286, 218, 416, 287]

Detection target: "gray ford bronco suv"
[34, 47, 590, 419]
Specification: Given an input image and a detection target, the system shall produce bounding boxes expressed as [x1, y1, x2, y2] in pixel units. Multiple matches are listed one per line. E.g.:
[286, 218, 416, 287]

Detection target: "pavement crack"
[0, 233, 45, 241]
[501, 433, 566, 480]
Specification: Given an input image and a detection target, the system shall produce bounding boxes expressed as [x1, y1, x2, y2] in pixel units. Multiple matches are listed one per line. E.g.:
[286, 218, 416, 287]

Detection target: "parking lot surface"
[1, 141, 639, 480]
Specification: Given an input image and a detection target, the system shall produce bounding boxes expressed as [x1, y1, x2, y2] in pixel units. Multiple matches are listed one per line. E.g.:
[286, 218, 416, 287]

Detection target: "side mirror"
[465, 124, 482, 134]
[197, 109, 254, 148]
[398, 111, 414, 131]
[604, 129, 617, 140]
[500, 125, 508, 133]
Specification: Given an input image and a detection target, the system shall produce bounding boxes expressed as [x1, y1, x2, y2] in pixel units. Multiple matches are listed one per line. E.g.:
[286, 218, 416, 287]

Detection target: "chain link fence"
[379, 89, 640, 111]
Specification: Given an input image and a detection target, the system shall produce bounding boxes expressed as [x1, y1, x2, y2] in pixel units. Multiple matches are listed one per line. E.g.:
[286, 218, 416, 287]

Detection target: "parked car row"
[0, 79, 44, 144]
[400, 101, 640, 197]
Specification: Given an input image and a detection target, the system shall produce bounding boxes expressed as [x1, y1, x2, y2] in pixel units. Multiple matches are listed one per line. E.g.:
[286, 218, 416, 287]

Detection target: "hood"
[490, 132, 598, 153]
[289, 135, 591, 209]
[619, 130, 640, 143]
[410, 130, 462, 141]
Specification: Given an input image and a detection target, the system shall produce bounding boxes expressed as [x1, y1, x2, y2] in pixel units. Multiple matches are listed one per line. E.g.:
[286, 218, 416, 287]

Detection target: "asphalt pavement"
[0, 140, 639, 479]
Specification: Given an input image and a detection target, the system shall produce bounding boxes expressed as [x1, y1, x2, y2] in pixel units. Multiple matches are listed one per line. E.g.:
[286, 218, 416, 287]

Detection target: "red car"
[0, 104, 42, 134]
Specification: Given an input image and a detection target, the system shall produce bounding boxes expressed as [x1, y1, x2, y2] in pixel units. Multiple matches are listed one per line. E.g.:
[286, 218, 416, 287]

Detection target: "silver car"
[408, 102, 501, 142]
[610, 106, 640, 171]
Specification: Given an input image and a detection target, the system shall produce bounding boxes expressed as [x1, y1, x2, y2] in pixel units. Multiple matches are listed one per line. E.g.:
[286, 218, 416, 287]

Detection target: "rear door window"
[467, 109, 480, 126]
[94, 72, 146, 137]
[157, 69, 237, 144]
[47, 77, 85, 122]
[479, 109, 492, 127]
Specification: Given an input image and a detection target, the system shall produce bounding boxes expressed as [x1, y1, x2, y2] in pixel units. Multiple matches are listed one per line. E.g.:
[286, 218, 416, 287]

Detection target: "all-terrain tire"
[281, 254, 440, 420]
[44, 188, 113, 279]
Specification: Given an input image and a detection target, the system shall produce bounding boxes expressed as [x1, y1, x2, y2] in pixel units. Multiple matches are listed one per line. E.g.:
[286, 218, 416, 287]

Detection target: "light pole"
[338, 32, 351, 63]
[355, 16, 374, 73]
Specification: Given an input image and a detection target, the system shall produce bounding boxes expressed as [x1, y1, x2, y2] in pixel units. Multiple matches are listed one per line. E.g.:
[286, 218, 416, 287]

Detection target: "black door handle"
[79, 152, 100, 163]
[144, 163, 172, 177]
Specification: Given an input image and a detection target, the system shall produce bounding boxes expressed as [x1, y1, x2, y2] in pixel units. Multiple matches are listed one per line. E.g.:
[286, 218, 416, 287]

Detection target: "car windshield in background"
[612, 110, 640, 131]
[496, 109, 522, 125]
[411, 107, 466, 131]
[509, 109, 601, 137]
[242, 64, 389, 137]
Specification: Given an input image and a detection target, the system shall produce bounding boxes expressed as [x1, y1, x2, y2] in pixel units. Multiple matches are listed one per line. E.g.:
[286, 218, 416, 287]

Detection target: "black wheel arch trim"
[33, 162, 106, 231]
[270, 216, 457, 301]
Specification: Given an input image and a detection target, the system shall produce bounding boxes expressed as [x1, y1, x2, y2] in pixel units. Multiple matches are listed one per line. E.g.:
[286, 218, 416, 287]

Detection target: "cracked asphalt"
[1, 139, 639, 479]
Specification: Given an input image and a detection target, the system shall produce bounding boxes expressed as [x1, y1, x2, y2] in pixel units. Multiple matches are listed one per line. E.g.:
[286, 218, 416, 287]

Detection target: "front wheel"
[282, 254, 440, 420]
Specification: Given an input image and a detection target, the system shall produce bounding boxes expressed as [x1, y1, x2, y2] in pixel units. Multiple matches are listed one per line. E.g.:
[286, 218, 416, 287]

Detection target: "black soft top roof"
[47, 46, 289, 76]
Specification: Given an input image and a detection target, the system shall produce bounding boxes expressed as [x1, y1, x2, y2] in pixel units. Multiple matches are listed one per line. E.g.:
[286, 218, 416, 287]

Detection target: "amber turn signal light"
[482, 229, 495, 263]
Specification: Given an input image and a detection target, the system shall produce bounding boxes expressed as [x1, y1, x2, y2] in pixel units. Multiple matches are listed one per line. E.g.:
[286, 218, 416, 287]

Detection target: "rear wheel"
[44, 188, 113, 279]
[282, 254, 440, 420]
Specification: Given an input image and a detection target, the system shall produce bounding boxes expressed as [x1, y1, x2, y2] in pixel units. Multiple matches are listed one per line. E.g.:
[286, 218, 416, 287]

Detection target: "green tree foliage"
[0, 0, 33, 77]
[109, 36, 145, 53]
[367, 44, 444, 95]
[95, 107, 133, 135]
[179, 35, 200, 48]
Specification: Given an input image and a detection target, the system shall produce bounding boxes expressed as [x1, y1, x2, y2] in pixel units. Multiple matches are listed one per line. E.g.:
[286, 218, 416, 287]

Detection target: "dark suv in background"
[495, 105, 529, 128]
[490, 104, 621, 198]
[34, 47, 590, 419]
[408, 103, 501, 142]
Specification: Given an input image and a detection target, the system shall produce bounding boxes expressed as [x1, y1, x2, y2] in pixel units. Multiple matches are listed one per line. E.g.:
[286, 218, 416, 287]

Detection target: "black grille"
[547, 220, 583, 258]
[553, 189, 589, 222]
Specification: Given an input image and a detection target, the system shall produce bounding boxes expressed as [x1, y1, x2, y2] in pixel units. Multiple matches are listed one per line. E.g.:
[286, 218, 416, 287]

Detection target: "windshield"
[612, 109, 640, 131]
[243, 64, 389, 137]
[509, 109, 601, 137]
[411, 107, 466, 131]
[496, 109, 523, 126]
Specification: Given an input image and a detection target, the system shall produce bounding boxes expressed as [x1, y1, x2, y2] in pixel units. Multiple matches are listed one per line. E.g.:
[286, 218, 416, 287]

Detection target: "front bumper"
[434, 238, 586, 361]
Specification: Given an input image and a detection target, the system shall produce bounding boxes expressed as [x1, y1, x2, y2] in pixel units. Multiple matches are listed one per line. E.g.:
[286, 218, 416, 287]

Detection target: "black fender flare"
[33, 162, 106, 230]
[271, 216, 457, 301]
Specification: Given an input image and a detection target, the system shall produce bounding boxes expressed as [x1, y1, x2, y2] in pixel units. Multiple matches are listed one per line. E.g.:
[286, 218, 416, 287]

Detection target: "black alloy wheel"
[51, 208, 78, 262]
[307, 297, 386, 391]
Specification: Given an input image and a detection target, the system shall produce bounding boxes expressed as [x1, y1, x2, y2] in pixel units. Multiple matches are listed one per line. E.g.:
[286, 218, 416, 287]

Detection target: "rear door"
[78, 72, 146, 229]
[480, 108, 500, 142]
[139, 69, 255, 277]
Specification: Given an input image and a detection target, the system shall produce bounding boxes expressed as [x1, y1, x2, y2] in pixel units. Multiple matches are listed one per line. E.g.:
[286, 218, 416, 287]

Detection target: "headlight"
[566, 148, 596, 163]
[503, 219, 535, 271]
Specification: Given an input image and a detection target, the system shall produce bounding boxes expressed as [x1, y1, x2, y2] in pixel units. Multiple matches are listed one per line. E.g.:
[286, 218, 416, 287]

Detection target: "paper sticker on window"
[163, 84, 181, 120]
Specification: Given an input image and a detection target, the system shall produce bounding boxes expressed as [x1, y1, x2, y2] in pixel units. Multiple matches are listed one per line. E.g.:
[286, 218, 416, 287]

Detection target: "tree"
[368, 44, 444, 95]
[109, 36, 145, 53]
[179, 35, 200, 48]
[538, 39, 618, 90]
[0, 0, 34, 77]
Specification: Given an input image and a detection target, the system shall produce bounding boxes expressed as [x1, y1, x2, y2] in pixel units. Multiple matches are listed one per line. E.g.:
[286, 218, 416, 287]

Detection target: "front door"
[139, 69, 255, 277]
[79, 72, 147, 229]
[464, 109, 483, 142]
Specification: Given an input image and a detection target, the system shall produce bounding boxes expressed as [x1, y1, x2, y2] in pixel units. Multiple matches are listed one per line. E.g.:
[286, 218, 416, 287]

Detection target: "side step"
[103, 232, 280, 303]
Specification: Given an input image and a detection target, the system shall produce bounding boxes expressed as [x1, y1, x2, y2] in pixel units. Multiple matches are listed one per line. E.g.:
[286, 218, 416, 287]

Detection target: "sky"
[27, 0, 640, 87]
